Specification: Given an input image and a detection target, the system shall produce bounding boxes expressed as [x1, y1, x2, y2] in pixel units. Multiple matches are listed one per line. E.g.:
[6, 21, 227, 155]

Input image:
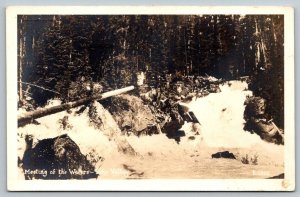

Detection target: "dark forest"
[17, 15, 284, 128]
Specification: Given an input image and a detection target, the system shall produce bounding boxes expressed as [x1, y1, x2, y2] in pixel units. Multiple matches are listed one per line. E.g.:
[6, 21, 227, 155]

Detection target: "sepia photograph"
[6, 6, 295, 191]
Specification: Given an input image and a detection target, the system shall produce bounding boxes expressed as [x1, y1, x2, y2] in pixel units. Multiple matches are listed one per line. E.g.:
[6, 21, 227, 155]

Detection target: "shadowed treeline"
[17, 14, 284, 128]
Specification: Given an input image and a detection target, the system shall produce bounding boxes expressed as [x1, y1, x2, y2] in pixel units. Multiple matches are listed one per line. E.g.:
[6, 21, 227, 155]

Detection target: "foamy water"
[188, 80, 259, 148]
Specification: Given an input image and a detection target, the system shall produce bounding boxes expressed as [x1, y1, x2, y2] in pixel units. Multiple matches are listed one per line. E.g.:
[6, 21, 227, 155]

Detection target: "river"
[18, 80, 284, 179]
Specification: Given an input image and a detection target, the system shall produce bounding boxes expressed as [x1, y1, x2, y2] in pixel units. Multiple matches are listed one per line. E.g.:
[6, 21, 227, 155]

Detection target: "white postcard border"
[6, 6, 295, 191]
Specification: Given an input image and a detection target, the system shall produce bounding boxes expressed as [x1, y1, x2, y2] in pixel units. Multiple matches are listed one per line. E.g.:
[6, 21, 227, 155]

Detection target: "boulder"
[104, 94, 158, 136]
[211, 151, 236, 159]
[22, 134, 98, 180]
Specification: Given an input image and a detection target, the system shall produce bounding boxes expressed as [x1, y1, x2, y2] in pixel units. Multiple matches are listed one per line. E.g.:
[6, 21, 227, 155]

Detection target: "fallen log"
[18, 86, 134, 127]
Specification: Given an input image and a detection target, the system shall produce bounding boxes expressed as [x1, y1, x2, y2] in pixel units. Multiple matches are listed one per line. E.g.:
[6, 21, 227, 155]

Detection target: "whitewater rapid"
[187, 80, 262, 148]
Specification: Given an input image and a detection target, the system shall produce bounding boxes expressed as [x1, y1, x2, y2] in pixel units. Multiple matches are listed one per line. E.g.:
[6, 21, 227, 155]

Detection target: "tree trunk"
[18, 18, 25, 106]
[18, 86, 134, 127]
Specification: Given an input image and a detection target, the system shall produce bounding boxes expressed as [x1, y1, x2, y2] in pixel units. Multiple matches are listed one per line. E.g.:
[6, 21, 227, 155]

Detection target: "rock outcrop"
[244, 96, 284, 145]
[103, 94, 160, 136]
[267, 173, 284, 179]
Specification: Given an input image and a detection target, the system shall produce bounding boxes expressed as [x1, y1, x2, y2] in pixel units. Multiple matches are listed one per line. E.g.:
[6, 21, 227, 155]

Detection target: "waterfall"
[187, 80, 281, 149]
